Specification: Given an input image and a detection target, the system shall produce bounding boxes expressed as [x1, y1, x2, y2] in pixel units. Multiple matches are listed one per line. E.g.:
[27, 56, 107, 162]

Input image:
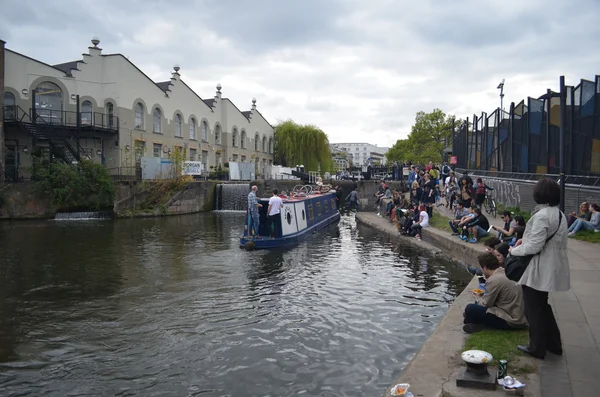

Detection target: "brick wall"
[468, 173, 600, 213]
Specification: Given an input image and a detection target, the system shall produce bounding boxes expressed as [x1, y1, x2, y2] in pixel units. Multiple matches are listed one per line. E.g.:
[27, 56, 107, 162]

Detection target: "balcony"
[3, 106, 119, 133]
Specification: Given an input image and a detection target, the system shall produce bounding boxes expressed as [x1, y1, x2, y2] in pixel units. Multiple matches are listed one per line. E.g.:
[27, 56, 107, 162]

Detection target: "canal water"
[0, 213, 470, 397]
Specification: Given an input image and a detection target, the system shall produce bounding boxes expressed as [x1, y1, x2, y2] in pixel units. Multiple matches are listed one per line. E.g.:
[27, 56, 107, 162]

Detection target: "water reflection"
[0, 213, 470, 397]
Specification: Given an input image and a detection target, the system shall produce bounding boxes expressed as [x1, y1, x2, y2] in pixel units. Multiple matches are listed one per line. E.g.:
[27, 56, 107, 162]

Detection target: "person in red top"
[475, 178, 492, 206]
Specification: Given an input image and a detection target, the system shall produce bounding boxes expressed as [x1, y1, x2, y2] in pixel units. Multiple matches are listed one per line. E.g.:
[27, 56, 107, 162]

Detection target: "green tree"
[387, 109, 455, 164]
[32, 161, 115, 211]
[273, 120, 333, 172]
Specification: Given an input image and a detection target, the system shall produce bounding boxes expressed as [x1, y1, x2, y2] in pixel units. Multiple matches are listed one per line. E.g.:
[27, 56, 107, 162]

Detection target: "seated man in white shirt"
[267, 189, 284, 238]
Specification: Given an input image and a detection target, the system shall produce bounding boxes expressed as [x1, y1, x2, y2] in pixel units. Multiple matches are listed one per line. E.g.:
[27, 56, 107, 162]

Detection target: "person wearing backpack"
[441, 163, 451, 187]
[508, 178, 569, 360]
[475, 177, 492, 206]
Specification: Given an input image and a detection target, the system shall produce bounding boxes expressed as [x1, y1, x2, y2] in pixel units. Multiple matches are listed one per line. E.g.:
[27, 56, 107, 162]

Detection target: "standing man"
[392, 160, 399, 181]
[247, 185, 262, 237]
[267, 189, 283, 238]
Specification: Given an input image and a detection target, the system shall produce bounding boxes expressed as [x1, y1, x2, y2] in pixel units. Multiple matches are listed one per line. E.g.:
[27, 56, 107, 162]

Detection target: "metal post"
[76, 94, 81, 162]
[559, 76, 566, 213]
[464, 116, 469, 171]
[496, 108, 501, 171]
[509, 102, 515, 172]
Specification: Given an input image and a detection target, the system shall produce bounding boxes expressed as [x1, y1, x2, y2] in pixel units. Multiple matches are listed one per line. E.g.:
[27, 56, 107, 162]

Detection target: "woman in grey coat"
[509, 178, 569, 359]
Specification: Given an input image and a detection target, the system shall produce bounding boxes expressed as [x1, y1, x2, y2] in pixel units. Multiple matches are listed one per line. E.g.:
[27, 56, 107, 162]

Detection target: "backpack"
[443, 165, 450, 174]
[476, 183, 486, 195]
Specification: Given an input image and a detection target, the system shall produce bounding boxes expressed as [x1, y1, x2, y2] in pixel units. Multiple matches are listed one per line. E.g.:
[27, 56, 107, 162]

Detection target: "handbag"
[505, 211, 563, 282]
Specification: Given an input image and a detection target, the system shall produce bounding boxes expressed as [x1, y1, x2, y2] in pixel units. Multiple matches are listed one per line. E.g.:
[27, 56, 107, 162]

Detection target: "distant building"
[330, 142, 389, 166]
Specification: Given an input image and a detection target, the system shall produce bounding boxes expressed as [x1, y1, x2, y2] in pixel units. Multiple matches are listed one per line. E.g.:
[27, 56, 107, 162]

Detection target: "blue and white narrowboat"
[240, 185, 341, 249]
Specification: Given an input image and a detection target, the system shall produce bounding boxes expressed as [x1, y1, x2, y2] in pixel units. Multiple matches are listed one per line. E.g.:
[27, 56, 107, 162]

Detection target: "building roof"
[203, 98, 215, 108]
[156, 81, 172, 91]
[53, 61, 80, 75]
[241, 111, 251, 120]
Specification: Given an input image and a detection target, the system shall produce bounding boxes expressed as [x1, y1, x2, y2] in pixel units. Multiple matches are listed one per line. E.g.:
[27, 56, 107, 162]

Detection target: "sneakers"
[414, 234, 421, 240]
[568, 231, 576, 237]
[468, 238, 478, 244]
[460, 235, 467, 241]
[451, 232, 459, 236]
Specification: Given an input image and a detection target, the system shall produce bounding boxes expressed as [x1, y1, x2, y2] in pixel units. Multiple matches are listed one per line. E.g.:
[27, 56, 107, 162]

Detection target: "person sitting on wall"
[410, 204, 430, 240]
[449, 202, 470, 235]
[462, 252, 528, 334]
[454, 205, 478, 239]
[461, 207, 490, 244]
[567, 201, 592, 227]
[492, 210, 516, 240]
[466, 237, 502, 276]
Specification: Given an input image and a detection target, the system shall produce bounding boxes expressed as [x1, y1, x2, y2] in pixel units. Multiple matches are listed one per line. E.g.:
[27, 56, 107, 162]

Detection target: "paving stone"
[568, 259, 597, 271]
[586, 315, 600, 345]
[553, 301, 587, 323]
[570, 281, 600, 298]
[559, 322, 597, 348]
[570, 380, 600, 397]
[578, 297, 600, 319]
[550, 290, 578, 303]
[570, 270, 600, 283]
[563, 346, 600, 383]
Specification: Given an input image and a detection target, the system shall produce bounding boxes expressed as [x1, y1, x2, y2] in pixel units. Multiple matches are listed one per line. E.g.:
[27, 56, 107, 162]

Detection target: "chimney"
[172, 64, 180, 82]
[215, 83, 222, 99]
[88, 37, 102, 56]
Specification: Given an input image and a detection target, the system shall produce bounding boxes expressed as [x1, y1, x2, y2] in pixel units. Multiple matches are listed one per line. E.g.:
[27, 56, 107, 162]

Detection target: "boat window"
[316, 202, 322, 217]
[324, 200, 329, 213]
[307, 204, 314, 220]
[331, 198, 336, 209]
[302, 209, 305, 221]
[286, 212, 292, 225]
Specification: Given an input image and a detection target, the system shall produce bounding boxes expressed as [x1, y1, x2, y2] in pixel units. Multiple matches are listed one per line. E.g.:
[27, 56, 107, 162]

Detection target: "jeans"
[475, 226, 489, 238]
[348, 200, 359, 212]
[463, 303, 512, 330]
[568, 218, 596, 233]
[449, 221, 459, 233]
[249, 210, 260, 236]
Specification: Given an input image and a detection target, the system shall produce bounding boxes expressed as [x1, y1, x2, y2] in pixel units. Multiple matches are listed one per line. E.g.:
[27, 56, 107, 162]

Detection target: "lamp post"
[538, 76, 567, 213]
[497, 79, 505, 120]
[70, 94, 81, 162]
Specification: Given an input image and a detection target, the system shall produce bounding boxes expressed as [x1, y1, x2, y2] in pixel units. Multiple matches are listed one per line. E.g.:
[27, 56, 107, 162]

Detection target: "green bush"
[32, 161, 115, 211]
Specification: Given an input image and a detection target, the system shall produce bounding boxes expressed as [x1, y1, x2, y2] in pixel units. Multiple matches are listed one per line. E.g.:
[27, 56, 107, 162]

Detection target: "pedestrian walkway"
[437, 204, 600, 397]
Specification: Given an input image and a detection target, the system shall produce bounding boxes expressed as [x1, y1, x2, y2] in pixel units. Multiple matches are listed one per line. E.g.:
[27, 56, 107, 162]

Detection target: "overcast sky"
[2, 0, 598, 147]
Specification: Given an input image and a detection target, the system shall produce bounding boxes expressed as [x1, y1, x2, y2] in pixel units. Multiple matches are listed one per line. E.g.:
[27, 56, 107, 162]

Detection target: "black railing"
[3, 106, 119, 132]
[108, 166, 142, 181]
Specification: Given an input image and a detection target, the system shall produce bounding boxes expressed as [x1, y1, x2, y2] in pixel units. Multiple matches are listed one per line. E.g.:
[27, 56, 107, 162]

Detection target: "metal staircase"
[5, 105, 85, 165]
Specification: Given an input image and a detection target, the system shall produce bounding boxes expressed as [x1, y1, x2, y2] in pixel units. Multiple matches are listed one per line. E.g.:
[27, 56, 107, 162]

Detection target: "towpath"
[436, 204, 600, 397]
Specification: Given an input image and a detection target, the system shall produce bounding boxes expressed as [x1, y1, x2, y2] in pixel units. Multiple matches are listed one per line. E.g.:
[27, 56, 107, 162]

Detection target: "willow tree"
[274, 120, 333, 172]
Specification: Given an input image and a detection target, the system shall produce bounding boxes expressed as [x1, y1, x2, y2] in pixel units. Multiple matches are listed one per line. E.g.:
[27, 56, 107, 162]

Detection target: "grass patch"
[570, 230, 600, 244]
[430, 210, 453, 233]
[464, 329, 535, 374]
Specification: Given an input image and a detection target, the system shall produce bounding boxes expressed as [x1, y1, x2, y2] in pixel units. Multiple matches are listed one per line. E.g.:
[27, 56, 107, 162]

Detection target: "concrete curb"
[354, 212, 541, 397]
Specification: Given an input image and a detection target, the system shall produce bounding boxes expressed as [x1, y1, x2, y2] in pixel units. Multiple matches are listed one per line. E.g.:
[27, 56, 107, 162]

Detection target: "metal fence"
[453, 74, 600, 178]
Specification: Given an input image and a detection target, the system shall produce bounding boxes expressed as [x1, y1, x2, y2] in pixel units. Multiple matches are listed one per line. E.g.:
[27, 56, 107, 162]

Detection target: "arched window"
[232, 127, 238, 147]
[189, 118, 196, 140]
[268, 137, 273, 154]
[35, 82, 63, 124]
[201, 120, 208, 141]
[81, 100, 92, 125]
[106, 102, 114, 128]
[174, 113, 182, 137]
[254, 133, 260, 151]
[262, 136, 267, 152]
[215, 124, 221, 145]
[3, 92, 16, 120]
[241, 130, 246, 149]
[153, 108, 161, 133]
[135, 102, 144, 129]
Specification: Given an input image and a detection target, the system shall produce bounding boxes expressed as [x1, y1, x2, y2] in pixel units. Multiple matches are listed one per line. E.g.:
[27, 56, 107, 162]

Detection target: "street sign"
[450, 156, 458, 165]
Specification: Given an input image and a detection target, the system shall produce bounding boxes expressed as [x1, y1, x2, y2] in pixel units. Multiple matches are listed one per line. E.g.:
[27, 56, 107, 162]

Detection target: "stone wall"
[0, 183, 52, 219]
[166, 181, 217, 214]
[468, 173, 600, 213]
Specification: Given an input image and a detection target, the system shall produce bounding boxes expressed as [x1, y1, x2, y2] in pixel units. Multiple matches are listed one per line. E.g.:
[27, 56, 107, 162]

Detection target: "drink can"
[498, 360, 508, 379]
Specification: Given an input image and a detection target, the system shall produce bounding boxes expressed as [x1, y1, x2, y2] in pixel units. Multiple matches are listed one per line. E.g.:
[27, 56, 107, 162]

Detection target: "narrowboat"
[240, 185, 341, 249]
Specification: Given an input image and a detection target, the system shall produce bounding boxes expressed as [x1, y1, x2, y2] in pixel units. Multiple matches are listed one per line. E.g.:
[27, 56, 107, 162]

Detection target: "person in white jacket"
[509, 178, 569, 359]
